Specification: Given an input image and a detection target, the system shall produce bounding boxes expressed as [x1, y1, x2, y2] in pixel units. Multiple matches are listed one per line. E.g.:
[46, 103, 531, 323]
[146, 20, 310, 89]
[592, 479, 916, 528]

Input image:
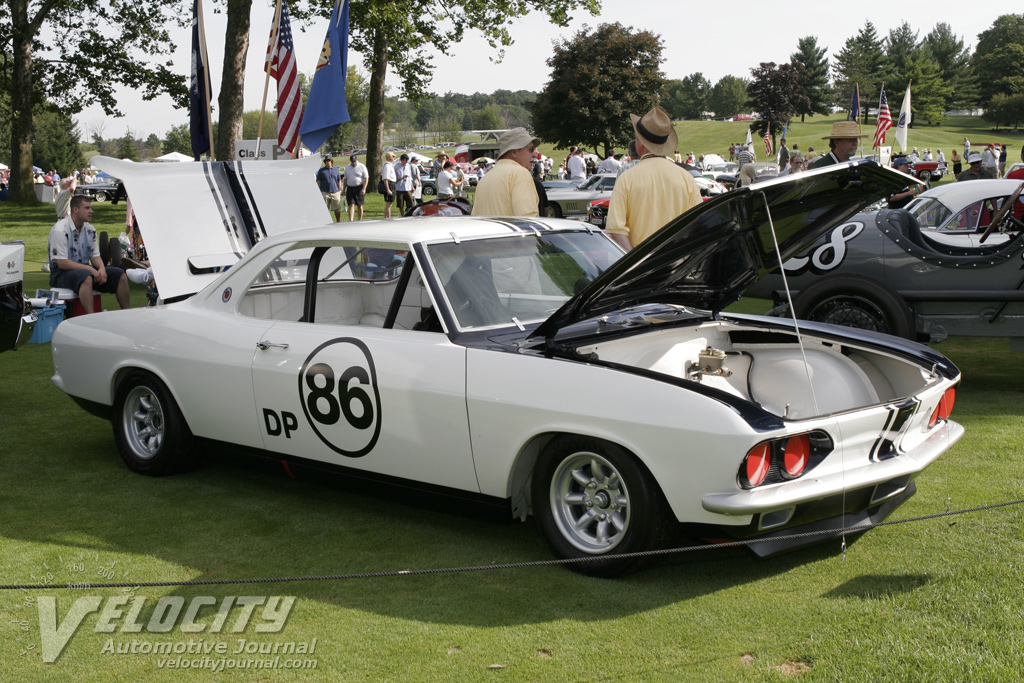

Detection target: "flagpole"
[256, 0, 284, 161]
[197, 0, 215, 161]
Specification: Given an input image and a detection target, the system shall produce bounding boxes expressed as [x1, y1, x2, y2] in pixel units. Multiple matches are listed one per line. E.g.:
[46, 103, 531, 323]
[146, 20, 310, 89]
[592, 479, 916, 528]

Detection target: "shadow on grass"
[821, 573, 931, 600]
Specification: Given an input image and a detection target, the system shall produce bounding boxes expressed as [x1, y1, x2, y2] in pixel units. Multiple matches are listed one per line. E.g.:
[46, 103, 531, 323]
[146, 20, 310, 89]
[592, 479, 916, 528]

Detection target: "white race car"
[1, 241, 36, 352]
[52, 160, 963, 575]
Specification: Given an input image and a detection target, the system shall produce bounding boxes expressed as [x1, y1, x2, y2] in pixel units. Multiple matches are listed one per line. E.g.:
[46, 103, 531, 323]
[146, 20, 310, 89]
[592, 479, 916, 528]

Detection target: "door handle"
[256, 341, 289, 350]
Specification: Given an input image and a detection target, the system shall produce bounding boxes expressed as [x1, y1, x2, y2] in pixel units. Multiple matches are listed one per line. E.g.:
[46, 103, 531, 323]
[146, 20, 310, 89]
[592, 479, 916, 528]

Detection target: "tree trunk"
[215, 0, 252, 162]
[365, 29, 388, 186]
[8, 0, 36, 202]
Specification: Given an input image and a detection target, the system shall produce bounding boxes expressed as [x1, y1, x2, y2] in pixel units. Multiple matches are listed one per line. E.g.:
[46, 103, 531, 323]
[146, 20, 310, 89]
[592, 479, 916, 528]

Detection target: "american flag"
[265, 0, 303, 154]
[873, 86, 893, 149]
[763, 127, 773, 156]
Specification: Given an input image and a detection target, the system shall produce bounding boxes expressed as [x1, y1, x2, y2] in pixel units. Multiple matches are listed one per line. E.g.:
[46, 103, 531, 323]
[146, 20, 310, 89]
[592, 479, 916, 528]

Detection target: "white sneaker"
[126, 268, 152, 284]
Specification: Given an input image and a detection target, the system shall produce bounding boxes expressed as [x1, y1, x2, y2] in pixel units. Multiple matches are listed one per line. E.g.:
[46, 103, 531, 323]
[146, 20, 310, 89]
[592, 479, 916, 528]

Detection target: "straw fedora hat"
[630, 107, 678, 156]
[822, 121, 868, 140]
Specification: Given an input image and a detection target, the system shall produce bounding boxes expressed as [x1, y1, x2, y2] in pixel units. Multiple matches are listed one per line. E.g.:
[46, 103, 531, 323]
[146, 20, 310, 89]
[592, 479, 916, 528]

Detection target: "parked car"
[76, 180, 122, 202]
[587, 173, 723, 227]
[0, 241, 36, 352]
[545, 173, 617, 218]
[746, 172, 1024, 350]
[905, 155, 948, 182]
[51, 159, 962, 576]
[542, 178, 587, 190]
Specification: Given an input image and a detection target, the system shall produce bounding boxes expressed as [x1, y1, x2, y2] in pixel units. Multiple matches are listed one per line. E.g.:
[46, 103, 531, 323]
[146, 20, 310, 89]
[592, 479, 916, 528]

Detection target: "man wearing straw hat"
[605, 106, 701, 251]
[471, 127, 540, 217]
[811, 121, 867, 169]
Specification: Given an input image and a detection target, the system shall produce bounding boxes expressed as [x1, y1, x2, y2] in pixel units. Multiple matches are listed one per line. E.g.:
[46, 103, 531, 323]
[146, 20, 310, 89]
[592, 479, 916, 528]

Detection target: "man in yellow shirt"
[605, 107, 702, 251]
[471, 128, 540, 217]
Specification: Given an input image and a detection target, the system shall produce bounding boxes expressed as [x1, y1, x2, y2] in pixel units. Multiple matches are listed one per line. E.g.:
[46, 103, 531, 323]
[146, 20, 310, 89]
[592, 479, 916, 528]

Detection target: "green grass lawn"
[3, 167, 1024, 681]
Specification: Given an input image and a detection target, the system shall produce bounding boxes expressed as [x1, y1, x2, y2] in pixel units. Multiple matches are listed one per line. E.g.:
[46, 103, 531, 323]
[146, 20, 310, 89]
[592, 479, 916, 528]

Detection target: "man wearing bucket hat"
[810, 121, 868, 169]
[605, 106, 701, 251]
[471, 127, 541, 216]
[957, 152, 995, 182]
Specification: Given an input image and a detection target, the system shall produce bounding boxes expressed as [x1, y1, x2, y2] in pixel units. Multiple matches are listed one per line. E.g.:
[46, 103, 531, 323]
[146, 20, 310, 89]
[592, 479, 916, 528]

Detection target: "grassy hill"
[535, 114, 1024, 181]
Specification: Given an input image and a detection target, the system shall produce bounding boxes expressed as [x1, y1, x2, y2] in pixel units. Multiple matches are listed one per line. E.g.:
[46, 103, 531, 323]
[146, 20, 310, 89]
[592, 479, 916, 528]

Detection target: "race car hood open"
[531, 160, 915, 342]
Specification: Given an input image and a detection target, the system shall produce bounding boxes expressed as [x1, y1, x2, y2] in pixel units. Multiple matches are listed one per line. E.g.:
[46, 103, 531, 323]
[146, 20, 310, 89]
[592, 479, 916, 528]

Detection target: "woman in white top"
[381, 152, 397, 218]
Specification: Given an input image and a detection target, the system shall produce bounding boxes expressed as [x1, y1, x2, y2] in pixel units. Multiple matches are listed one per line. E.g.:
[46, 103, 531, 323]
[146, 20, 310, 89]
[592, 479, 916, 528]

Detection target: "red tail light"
[783, 435, 809, 478]
[744, 443, 770, 488]
[929, 387, 956, 427]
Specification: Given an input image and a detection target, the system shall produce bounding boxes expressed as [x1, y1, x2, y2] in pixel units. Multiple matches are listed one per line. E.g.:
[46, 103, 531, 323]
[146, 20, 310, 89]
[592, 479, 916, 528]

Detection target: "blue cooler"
[28, 304, 66, 344]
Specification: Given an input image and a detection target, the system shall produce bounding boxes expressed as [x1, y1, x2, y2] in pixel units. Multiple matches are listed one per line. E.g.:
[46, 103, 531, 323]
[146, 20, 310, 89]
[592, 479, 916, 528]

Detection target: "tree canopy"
[531, 22, 665, 157]
[1, 0, 186, 200]
[971, 13, 1024, 104]
[833, 21, 887, 122]
[746, 62, 806, 147]
[707, 75, 749, 119]
[790, 36, 831, 122]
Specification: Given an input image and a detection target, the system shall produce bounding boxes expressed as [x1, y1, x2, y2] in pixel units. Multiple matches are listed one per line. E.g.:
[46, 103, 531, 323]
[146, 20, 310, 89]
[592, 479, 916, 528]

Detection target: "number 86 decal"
[299, 338, 382, 457]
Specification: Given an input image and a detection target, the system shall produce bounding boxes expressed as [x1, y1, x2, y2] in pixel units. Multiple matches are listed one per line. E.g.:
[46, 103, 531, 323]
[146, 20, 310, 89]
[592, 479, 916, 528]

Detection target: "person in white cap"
[605, 106, 701, 251]
[957, 152, 995, 182]
[471, 127, 540, 217]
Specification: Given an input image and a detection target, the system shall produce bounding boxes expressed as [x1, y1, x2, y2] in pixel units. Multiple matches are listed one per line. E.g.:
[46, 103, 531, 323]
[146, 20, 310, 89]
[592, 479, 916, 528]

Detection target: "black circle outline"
[297, 337, 382, 458]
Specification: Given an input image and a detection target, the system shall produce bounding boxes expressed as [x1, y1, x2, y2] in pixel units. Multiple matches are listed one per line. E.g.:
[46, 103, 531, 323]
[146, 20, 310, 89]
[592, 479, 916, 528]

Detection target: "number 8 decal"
[299, 338, 382, 457]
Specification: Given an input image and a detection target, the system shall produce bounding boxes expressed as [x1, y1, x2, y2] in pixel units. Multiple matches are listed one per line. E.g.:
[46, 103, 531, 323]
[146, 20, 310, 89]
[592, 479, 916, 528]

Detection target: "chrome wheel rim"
[550, 451, 630, 553]
[123, 386, 164, 460]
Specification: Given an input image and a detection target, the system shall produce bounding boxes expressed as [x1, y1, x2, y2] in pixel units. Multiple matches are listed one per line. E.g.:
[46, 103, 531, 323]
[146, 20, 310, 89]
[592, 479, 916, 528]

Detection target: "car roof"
[917, 179, 1024, 206]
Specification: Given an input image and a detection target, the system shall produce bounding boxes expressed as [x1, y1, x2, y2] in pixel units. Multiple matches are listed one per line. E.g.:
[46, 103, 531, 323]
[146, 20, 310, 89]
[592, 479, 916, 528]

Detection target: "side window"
[947, 200, 984, 232]
[238, 242, 413, 327]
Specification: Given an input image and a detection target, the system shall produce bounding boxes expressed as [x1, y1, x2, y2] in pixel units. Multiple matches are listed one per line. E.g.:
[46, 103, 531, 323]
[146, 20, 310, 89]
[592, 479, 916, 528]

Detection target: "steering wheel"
[980, 181, 1024, 243]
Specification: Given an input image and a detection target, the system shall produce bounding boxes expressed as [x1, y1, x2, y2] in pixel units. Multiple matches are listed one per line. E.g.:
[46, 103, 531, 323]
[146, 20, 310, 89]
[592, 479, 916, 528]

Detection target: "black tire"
[94, 191, 108, 202]
[99, 231, 109, 265]
[917, 170, 932, 181]
[532, 435, 669, 577]
[794, 274, 914, 339]
[422, 185, 436, 196]
[113, 370, 199, 476]
[109, 238, 123, 269]
[545, 204, 563, 219]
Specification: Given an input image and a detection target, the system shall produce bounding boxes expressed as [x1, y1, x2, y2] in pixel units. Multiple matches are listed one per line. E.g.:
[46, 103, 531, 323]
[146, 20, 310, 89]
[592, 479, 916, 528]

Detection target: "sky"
[76, 0, 1024, 141]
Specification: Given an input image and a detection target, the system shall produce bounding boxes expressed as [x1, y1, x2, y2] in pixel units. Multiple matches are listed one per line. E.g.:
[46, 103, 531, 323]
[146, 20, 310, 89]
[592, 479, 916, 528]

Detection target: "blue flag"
[299, 0, 351, 153]
[849, 84, 860, 121]
[189, 0, 212, 160]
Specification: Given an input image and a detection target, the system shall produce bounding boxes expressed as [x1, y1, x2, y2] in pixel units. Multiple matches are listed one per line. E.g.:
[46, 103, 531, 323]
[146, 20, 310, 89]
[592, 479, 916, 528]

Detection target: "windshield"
[577, 175, 604, 191]
[428, 232, 622, 330]
[907, 197, 953, 230]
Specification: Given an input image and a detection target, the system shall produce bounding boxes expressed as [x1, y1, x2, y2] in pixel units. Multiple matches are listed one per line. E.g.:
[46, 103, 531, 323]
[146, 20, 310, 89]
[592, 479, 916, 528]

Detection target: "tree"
[983, 93, 1024, 129]
[32, 107, 83, 173]
[707, 75, 748, 119]
[923, 23, 977, 109]
[1, 0, 186, 201]
[900, 49, 951, 125]
[473, 104, 503, 130]
[833, 21, 887, 123]
[971, 13, 1024, 105]
[882, 22, 919, 86]
[114, 131, 140, 162]
[746, 62, 806, 150]
[322, 67, 370, 155]
[532, 22, 665, 158]
[344, 0, 599, 185]
[214, 0, 253, 162]
[790, 36, 831, 122]
[663, 74, 710, 120]
[499, 104, 532, 128]
[163, 124, 192, 156]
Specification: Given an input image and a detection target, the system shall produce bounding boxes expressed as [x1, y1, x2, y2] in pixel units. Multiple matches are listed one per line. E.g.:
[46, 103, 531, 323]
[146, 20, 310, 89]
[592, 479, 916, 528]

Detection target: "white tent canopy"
[0, 162, 8, 170]
[153, 151, 194, 163]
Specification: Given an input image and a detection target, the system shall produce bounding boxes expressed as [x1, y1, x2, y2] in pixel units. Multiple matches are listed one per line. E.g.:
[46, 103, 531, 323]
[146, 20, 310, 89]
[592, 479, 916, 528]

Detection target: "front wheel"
[94, 191, 108, 202]
[113, 371, 199, 476]
[532, 436, 669, 577]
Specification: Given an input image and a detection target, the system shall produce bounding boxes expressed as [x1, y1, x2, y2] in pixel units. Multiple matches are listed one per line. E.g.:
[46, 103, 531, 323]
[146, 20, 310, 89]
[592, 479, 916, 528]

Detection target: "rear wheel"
[422, 185, 436, 196]
[545, 204, 563, 219]
[533, 436, 669, 577]
[113, 371, 199, 475]
[94, 191, 108, 202]
[794, 275, 913, 339]
[917, 170, 932, 181]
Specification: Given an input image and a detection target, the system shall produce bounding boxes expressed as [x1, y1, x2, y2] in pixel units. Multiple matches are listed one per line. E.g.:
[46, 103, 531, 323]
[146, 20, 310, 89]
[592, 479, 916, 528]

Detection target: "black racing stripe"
[201, 161, 242, 257]
[222, 161, 260, 247]
[234, 161, 268, 240]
